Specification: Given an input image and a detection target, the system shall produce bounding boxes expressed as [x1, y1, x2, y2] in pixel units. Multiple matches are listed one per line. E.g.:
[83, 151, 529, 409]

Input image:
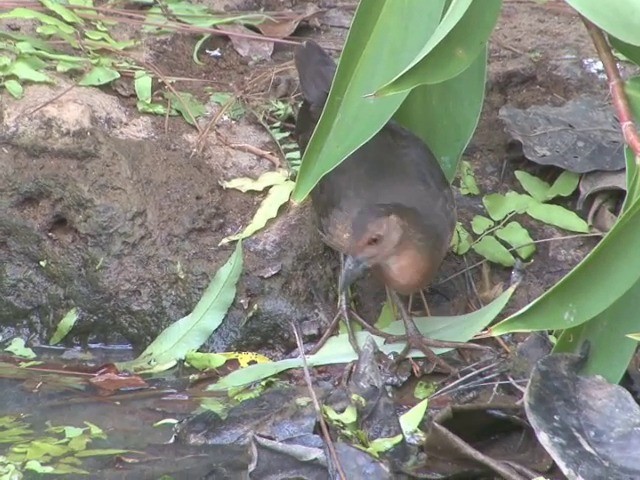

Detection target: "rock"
[1, 82, 336, 356]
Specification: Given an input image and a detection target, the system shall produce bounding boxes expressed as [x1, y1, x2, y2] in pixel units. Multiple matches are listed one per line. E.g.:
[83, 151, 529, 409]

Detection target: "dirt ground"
[0, 0, 613, 351]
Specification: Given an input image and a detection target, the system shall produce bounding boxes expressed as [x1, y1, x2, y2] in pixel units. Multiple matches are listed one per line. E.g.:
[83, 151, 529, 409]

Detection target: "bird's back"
[294, 41, 456, 256]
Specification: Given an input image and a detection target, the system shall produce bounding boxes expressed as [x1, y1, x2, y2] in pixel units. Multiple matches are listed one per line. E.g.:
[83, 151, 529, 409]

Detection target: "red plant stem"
[581, 17, 640, 163]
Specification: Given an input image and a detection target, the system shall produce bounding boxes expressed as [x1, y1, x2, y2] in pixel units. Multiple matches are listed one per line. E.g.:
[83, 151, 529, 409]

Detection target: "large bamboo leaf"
[211, 286, 515, 390]
[492, 196, 640, 334]
[394, 45, 488, 181]
[291, 0, 446, 202]
[377, 0, 501, 95]
[552, 279, 640, 384]
[565, 0, 640, 46]
[118, 242, 243, 373]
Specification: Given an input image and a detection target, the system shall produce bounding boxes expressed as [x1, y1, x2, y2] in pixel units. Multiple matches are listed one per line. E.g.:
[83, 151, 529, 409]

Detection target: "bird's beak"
[339, 255, 369, 293]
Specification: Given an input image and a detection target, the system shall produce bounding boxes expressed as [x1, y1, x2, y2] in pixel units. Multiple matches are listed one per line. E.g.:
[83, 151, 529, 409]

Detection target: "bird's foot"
[392, 334, 458, 374]
[388, 290, 485, 375]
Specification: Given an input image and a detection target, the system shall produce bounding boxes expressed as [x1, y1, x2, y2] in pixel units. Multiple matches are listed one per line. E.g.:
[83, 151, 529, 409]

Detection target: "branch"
[581, 17, 640, 163]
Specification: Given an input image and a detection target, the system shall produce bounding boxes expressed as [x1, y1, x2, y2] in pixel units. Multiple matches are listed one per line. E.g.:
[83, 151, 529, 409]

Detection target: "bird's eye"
[367, 235, 381, 246]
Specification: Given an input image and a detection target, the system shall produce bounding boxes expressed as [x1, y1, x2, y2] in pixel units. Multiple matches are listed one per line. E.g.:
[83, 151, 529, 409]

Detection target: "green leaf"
[212, 286, 515, 390]
[625, 76, 640, 124]
[458, 160, 480, 195]
[75, 448, 128, 457]
[483, 192, 533, 221]
[610, 36, 640, 66]
[451, 222, 472, 255]
[0, 8, 76, 35]
[62, 426, 84, 439]
[394, 45, 488, 181]
[0, 55, 12, 68]
[565, 0, 640, 46]
[79, 66, 120, 86]
[492, 196, 640, 335]
[56, 59, 85, 73]
[471, 215, 494, 235]
[399, 398, 428, 438]
[193, 34, 211, 65]
[472, 235, 515, 267]
[84, 422, 105, 439]
[366, 434, 403, 456]
[49, 307, 78, 345]
[137, 100, 169, 115]
[39, 0, 84, 24]
[165, 91, 206, 126]
[546, 171, 580, 199]
[4, 79, 23, 98]
[184, 351, 227, 370]
[323, 404, 357, 425]
[525, 201, 589, 233]
[553, 279, 640, 384]
[134, 71, 152, 103]
[514, 170, 551, 202]
[377, 0, 501, 94]
[25, 440, 68, 460]
[219, 180, 294, 245]
[623, 146, 640, 212]
[24, 460, 55, 473]
[413, 380, 437, 400]
[220, 170, 289, 192]
[5, 338, 36, 359]
[495, 221, 536, 259]
[374, 300, 395, 329]
[7, 59, 52, 83]
[83, 30, 135, 50]
[291, 0, 447, 202]
[118, 242, 243, 373]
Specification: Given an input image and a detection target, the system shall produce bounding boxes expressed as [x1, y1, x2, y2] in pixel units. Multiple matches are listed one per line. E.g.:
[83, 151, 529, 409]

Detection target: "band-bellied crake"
[295, 40, 472, 371]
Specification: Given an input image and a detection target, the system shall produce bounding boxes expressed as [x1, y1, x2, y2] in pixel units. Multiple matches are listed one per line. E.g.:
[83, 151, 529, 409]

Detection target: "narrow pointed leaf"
[49, 307, 78, 345]
[118, 242, 243, 372]
[553, 279, 640, 384]
[291, 0, 446, 201]
[394, 45, 488, 181]
[565, 0, 640, 46]
[219, 180, 294, 245]
[492, 196, 640, 334]
[378, 0, 501, 95]
[525, 202, 589, 233]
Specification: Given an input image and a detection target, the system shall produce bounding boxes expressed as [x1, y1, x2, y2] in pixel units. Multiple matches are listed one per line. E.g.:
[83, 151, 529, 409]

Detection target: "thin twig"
[227, 143, 281, 167]
[20, 84, 76, 119]
[290, 322, 347, 480]
[581, 18, 640, 161]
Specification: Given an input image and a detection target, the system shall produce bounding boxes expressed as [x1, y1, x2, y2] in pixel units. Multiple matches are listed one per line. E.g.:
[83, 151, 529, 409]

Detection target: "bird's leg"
[387, 290, 487, 374]
[419, 289, 431, 316]
[340, 289, 361, 355]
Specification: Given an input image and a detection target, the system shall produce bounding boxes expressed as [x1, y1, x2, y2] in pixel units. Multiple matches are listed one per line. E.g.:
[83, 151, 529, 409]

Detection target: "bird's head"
[339, 204, 423, 292]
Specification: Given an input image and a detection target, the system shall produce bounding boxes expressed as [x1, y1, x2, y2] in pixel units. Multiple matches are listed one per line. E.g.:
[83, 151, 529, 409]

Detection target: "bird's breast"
[376, 247, 439, 295]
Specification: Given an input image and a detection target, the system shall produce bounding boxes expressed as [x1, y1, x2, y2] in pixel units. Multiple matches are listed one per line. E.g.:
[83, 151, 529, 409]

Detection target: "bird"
[294, 40, 466, 371]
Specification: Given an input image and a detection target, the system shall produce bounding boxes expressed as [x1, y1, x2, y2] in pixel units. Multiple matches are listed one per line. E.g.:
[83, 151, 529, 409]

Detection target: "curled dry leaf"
[254, 4, 322, 38]
[219, 24, 274, 60]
